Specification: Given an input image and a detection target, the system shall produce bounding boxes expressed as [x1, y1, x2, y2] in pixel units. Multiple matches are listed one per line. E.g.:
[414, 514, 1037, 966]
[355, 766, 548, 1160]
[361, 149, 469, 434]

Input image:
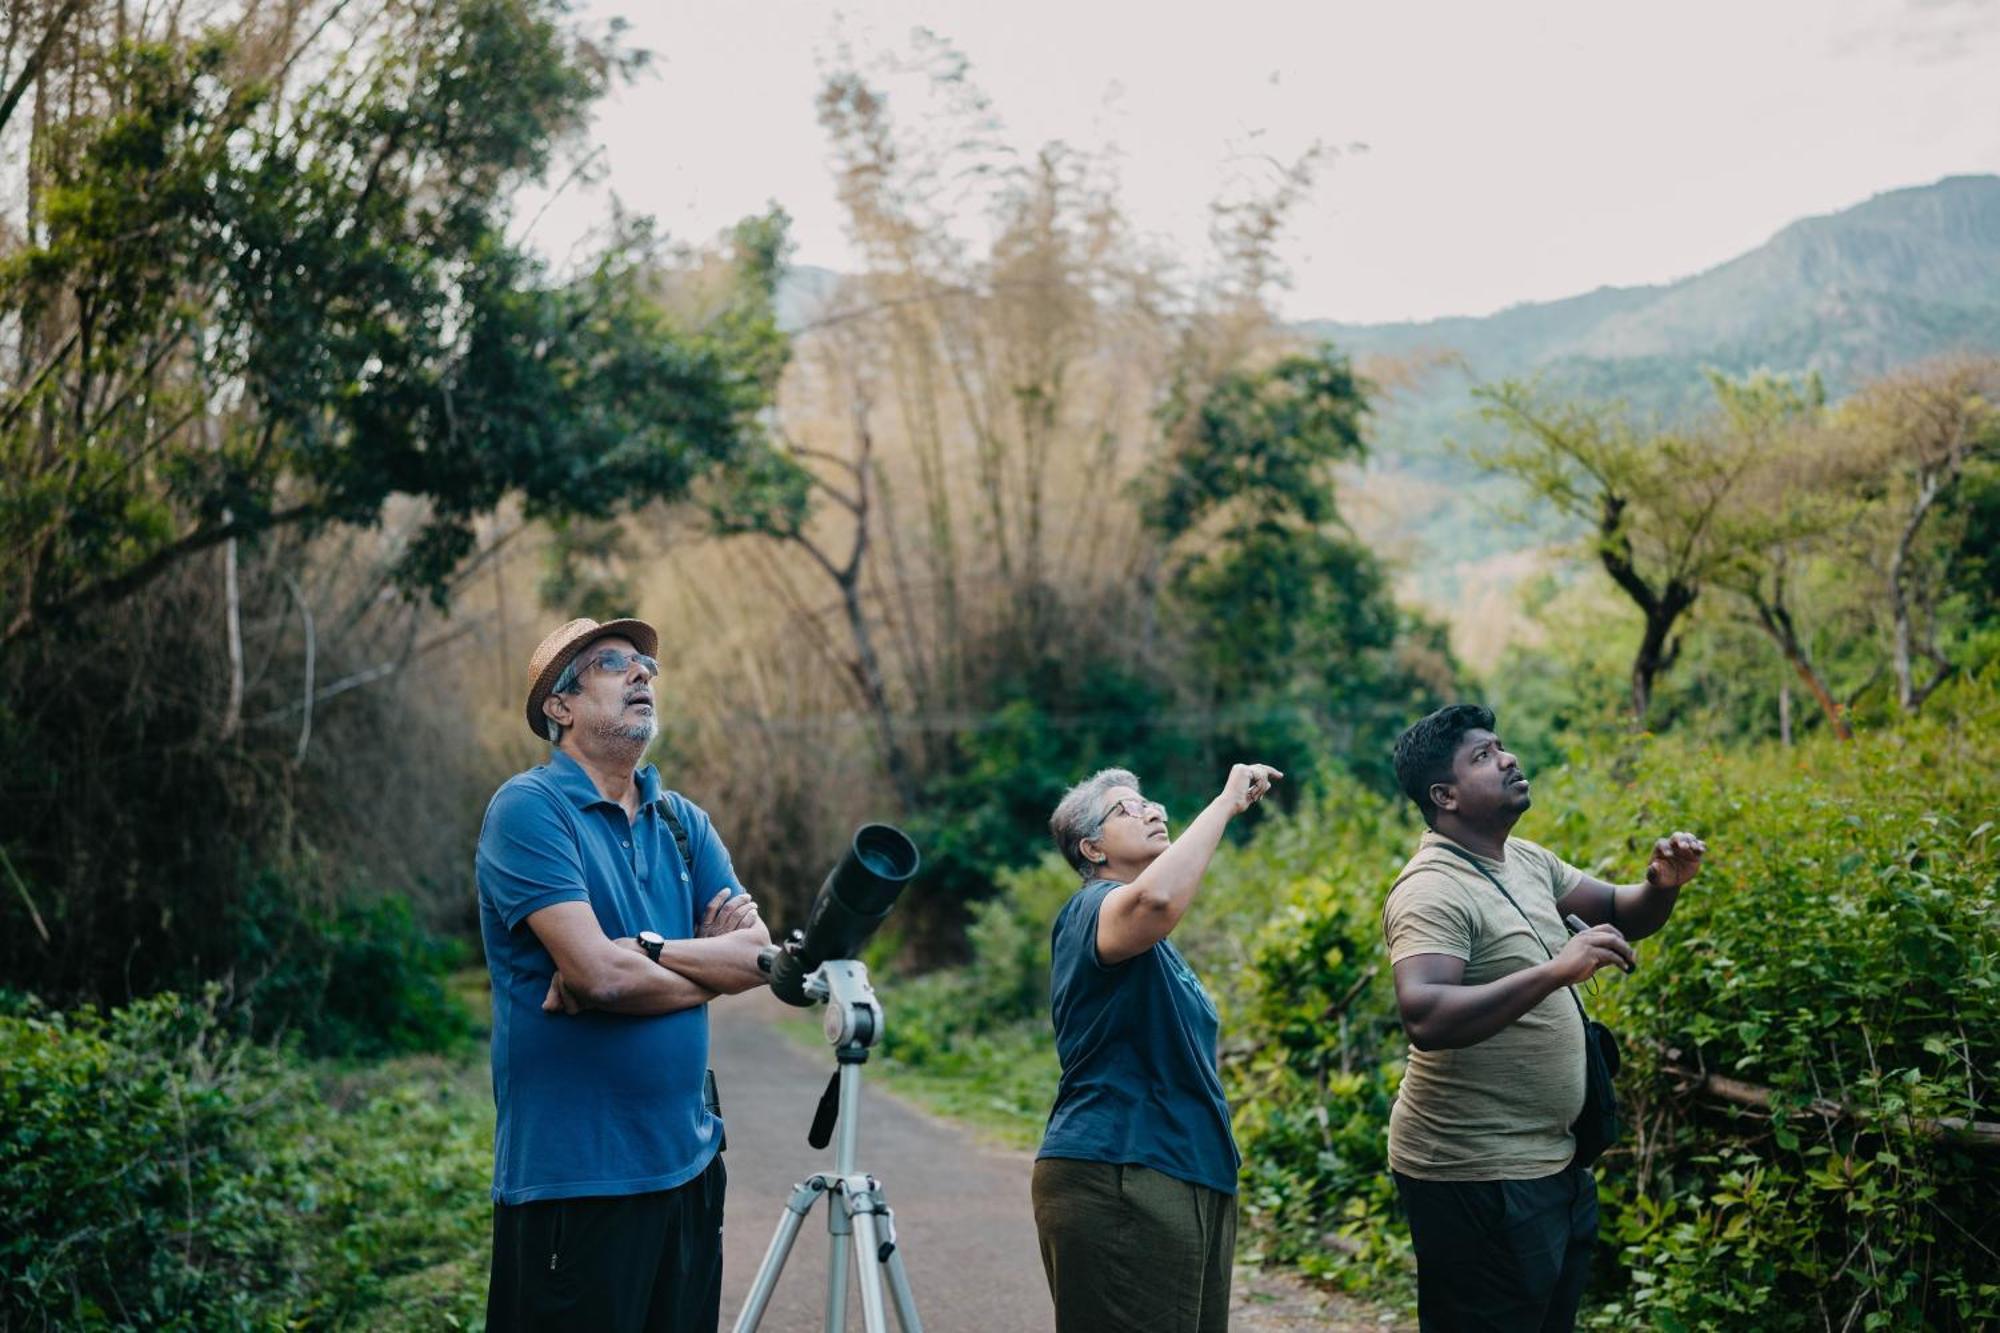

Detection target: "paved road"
[710, 989, 1051, 1332]
[708, 990, 1404, 1333]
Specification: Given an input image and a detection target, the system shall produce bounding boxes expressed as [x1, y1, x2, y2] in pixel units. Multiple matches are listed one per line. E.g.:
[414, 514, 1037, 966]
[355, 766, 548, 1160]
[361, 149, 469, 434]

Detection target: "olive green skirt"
[1030, 1157, 1237, 1333]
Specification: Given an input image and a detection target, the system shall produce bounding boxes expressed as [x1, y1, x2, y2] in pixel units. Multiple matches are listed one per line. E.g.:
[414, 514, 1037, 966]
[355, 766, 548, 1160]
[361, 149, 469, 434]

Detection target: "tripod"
[733, 960, 924, 1333]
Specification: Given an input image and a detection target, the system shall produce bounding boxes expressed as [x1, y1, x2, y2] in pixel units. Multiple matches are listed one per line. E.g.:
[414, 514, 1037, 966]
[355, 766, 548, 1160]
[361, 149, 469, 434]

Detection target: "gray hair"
[545, 655, 586, 749]
[1050, 767, 1140, 878]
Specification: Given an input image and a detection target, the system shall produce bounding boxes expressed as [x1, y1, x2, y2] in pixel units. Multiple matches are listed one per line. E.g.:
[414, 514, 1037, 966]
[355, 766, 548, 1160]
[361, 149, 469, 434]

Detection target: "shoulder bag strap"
[1434, 842, 1590, 1025]
[660, 795, 695, 882]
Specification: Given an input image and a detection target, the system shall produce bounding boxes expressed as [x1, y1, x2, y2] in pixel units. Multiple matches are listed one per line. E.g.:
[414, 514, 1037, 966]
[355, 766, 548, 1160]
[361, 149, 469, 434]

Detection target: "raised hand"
[1645, 831, 1707, 890]
[1220, 762, 1285, 816]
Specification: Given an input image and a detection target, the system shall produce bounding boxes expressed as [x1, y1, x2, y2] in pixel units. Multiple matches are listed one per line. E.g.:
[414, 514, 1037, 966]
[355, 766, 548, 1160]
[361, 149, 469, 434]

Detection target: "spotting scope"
[761, 823, 921, 1007]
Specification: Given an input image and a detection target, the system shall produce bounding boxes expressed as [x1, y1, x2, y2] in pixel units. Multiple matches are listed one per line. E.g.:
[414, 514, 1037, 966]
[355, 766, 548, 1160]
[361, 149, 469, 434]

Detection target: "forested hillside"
[1299, 175, 2000, 616]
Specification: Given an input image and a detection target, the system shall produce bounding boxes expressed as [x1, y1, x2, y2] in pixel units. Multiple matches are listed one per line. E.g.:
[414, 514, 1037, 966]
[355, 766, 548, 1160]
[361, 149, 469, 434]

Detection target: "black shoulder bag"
[1437, 845, 1622, 1169]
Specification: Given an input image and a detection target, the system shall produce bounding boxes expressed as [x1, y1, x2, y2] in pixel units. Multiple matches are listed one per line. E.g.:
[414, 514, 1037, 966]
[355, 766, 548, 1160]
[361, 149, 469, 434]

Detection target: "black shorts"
[1393, 1162, 1597, 1333]
[487, 1154, 727, 1333]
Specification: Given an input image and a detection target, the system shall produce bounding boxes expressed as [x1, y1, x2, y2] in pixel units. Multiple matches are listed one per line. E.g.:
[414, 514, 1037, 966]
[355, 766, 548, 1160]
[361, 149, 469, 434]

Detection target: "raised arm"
[1556, 831, 1706, 941]
[1097, 763, 1281, 965]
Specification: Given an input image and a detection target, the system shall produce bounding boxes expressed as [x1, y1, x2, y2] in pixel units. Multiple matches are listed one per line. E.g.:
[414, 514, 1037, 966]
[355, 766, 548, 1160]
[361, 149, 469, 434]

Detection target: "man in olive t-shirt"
[1382, 705, 1706, 1333]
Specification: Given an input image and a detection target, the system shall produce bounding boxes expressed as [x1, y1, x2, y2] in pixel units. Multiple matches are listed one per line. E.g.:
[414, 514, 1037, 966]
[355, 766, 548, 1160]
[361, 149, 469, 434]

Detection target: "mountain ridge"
[1302, 174, 2000, 395]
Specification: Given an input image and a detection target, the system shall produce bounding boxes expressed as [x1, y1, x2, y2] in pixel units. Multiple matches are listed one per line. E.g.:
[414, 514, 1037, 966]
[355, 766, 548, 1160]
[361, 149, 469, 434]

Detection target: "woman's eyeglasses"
[1095, 796, 1166, 829]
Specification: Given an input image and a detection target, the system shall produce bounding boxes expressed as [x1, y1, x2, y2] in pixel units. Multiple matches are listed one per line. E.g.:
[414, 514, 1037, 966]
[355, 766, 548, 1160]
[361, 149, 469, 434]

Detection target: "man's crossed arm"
[529, 890, 773, 1016]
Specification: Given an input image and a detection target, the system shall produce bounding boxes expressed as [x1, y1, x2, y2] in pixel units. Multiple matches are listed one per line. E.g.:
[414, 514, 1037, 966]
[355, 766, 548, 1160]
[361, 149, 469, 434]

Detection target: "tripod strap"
[808, 1069, 841, 1149]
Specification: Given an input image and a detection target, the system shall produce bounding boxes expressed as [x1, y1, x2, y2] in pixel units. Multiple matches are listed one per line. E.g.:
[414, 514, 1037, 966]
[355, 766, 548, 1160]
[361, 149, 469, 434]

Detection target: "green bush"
[1227, 867, 1410, 1295]
[0, 988, 493, 1330]
[871, 865, 1070, 1142]
[0, 990, 315, 1327]
[288, 1056, 493, 1329]
[230, 874, 474, 1059]
[1550, 684, 2000, 1330]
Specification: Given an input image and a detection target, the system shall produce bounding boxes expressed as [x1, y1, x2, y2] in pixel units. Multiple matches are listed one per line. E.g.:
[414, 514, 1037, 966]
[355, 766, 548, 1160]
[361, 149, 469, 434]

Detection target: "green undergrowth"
[0, 987, 495, 1330]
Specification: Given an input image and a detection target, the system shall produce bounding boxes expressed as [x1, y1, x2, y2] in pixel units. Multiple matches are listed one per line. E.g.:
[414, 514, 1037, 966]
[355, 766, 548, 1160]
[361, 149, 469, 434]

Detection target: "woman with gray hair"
[1032, 760, 1283, 1333]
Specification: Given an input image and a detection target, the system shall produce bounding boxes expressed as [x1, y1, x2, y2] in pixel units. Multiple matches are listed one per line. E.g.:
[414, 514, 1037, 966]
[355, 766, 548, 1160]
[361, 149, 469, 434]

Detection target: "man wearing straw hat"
[478, 616, 772, 1332]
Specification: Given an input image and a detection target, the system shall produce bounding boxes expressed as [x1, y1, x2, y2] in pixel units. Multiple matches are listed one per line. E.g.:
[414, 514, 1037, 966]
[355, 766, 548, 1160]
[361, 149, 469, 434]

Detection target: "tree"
[1835, 357, 2000, 712]
[1474, 380, 1755, 724]
[1705, 373, 1857, 739]
[0, 0, 790, 1003]
[1146, 347, 1434, 786]
[0, 0, 774, 649]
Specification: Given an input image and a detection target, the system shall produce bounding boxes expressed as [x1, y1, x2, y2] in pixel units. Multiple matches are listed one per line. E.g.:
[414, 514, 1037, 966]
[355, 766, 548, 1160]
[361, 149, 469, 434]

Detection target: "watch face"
[638, 930, 665, 959]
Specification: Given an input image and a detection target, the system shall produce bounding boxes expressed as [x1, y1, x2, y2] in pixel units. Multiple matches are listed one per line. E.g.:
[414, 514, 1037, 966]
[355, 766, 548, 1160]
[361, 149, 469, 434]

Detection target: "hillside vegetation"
[1307, 176, 2000, 608]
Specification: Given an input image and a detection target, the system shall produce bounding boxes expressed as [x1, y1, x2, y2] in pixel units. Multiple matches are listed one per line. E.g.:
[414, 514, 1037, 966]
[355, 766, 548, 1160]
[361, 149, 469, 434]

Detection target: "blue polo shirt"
[1037, 879, 1241, 1195]
[476, 750, 743, 1204]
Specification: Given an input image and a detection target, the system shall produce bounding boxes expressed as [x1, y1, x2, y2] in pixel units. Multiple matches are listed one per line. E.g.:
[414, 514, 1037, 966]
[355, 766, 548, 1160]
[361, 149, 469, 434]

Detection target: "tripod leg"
[826, 1183, 853, 1333]
[732, 1177, 829, 1333]
[848, 1202, 891, 1333]
[881, 1241, 923, 1333]
[856, 1181, 921, 1333]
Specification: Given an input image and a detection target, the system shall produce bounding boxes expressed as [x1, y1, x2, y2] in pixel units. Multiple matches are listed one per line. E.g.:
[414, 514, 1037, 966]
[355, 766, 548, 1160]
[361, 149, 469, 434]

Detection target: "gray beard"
[592, 712, 657, 758]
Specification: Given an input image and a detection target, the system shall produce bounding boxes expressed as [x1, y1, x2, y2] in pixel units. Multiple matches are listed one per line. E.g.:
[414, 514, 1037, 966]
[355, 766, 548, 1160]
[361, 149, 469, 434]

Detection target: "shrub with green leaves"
[230, 877, 473, 1059]
[1232, 677, 1999, 1328]
[1548, 684, 2000, 1330]
[1, 991, 316, 1326]
[0, 988, 493, 1329]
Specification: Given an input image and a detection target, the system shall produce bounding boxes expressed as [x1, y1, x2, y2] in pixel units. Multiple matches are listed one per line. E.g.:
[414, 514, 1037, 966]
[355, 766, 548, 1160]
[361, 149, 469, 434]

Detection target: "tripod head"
[797, 959, 885, 1050]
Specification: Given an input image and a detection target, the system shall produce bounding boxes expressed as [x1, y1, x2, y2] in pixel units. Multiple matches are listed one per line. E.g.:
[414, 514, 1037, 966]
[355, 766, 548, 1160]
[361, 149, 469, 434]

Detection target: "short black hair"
[1393, 704, 1497, 827]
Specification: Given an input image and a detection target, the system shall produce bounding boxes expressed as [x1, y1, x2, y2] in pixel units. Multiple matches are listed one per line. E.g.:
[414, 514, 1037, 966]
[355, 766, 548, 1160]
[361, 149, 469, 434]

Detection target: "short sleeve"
[1384, 869, 1477, 964]
[1052, 881, 1123, 974]
[477, 782, 589, 929]
[1513, 838, 1585, 901]
[668, 795, 744, 905]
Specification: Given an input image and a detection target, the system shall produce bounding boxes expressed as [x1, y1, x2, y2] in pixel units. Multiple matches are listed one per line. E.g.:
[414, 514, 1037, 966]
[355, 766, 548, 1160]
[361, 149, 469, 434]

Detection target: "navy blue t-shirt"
[476, 750, 743, 1204]
[1036, 879, 1240, 1195]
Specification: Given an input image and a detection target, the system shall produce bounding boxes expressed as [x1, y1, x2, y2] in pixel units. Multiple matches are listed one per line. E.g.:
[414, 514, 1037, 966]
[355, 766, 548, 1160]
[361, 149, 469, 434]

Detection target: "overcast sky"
[520, 0, 2000, 324]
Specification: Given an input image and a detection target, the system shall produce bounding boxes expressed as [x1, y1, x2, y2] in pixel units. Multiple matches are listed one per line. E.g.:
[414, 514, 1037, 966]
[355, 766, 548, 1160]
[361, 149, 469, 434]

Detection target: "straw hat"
[523, 617, 660, 740]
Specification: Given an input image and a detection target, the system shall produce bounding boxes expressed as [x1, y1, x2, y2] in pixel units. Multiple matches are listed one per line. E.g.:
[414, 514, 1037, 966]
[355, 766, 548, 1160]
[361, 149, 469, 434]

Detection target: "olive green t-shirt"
[1381, 830, 1586, 1181]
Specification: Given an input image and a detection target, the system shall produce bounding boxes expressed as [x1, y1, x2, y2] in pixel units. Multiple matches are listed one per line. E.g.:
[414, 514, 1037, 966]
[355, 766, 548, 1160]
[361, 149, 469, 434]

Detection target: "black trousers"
[1393, 1162, 1597, 1333]
[487, 1154, 727, 1333]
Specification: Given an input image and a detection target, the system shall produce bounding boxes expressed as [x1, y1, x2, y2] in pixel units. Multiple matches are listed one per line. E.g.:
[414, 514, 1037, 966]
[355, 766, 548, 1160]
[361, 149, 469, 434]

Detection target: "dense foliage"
[0, 989, 493, 1329]
[861, 347, 1452, 956]
[873, 675, 2000, 1328]
[0, 0, 791, 1009]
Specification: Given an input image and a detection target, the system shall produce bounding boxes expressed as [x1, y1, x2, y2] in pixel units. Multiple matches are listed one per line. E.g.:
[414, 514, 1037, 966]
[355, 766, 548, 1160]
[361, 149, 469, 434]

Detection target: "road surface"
[709, 989, 1403, 1332]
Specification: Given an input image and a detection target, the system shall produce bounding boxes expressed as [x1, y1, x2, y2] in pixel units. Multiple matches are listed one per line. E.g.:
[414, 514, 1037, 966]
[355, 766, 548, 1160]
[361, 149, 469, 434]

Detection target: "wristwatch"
[638, 930, 666, 963]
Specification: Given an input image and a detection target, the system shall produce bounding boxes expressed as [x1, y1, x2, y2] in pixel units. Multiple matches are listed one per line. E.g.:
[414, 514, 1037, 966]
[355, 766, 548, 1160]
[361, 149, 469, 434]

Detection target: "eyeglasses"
[1095, 796, 1166, 829]
[581, 648, 660, 681]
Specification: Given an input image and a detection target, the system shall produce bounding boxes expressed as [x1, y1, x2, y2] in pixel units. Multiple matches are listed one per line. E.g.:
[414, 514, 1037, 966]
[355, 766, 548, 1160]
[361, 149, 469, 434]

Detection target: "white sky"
[519, 0, 2000, 324]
